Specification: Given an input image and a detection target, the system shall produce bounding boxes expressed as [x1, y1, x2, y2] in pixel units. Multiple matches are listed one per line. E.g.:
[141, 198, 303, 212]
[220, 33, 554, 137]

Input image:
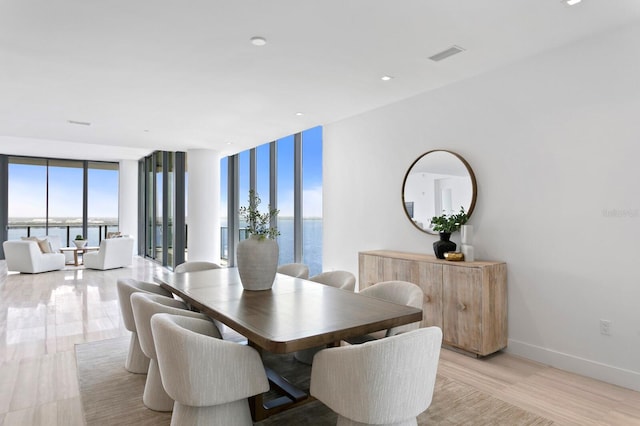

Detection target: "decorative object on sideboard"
[460, 224, 475, 262]
[434, 233, 457, 259]
[401, 150, 477, 234]
[444, 251, 464, 261]
[430, 207, 468, 259]
[236, 190, 280, 291]
[74, 234, 88, 248]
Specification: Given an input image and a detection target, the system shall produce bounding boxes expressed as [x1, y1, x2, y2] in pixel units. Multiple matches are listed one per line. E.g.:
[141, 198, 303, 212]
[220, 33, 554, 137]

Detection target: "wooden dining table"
[154, 267, 423, 420]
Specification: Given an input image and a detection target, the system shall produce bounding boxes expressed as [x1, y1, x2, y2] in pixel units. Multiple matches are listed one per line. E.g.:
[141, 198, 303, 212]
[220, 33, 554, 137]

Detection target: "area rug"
[76, 337, 553, 425]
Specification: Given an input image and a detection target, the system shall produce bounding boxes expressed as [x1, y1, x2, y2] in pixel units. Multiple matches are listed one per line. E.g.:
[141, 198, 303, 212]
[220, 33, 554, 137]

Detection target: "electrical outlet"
[600, 319, 611, 336]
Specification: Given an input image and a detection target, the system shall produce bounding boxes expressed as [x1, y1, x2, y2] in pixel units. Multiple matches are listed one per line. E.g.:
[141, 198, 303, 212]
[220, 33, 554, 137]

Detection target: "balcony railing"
[7, 224, 119, 247]
[220, 227, 250, 260]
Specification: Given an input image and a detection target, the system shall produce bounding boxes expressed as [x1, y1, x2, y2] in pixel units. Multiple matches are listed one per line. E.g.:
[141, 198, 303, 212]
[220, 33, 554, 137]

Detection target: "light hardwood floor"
[0, 257, 639, 425]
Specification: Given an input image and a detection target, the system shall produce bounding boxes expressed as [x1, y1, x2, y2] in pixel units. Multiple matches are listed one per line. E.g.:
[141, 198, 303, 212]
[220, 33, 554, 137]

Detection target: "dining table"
[154, 267, 423, 421]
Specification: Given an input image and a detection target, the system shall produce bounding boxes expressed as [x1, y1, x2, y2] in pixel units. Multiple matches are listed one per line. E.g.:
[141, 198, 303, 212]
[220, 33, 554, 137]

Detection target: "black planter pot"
[433, 232, 457, 259]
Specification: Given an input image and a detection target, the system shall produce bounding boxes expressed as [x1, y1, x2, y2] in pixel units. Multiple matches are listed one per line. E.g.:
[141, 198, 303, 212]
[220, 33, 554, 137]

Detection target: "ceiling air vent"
[68, 120, 91, 126]
[429, 45, 465, 62]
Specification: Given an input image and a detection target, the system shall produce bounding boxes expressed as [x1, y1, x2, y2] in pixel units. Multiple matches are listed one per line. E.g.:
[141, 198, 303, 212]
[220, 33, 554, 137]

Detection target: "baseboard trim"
[506, 339, 640, 392]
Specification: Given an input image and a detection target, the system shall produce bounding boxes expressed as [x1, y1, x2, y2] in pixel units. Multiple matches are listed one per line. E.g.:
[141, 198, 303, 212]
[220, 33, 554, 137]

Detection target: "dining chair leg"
[125, 332, 150, 374]
[143, 359, 174, 412]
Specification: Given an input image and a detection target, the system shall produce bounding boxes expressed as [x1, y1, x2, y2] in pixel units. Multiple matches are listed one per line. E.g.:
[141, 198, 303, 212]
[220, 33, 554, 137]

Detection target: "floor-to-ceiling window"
[87, 162, 119, 245]
[7, 158, 47, 239]
[47, 159, 84, 244]
[166, 154, 175, 267]
[140, 151, 186, 269]
[276, 135, 295, 266]
[302, 127, 323, 275]
[220, 126, 323, 275]
[138, 128, 322, 271]
[2, 156, 119, 250]
[155, 154, 164, 262]
[144, 156, 154, 258]
[219, 157, 228, 260]
[256, 144, 271, 208]
[238, 150, 251, 242]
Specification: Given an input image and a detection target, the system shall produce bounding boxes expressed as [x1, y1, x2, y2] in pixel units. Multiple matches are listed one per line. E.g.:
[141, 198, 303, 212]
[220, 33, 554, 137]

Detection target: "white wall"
[187, 149, 221, 263]
[323, 22, 640, 390]
[118, 160, 138, 251]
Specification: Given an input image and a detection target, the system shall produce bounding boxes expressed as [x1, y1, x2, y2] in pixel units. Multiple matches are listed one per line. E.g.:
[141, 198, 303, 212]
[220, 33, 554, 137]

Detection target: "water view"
[223, 217, 323, 277]
[8, 217, 119, 247]
[9, 217, 323, 277]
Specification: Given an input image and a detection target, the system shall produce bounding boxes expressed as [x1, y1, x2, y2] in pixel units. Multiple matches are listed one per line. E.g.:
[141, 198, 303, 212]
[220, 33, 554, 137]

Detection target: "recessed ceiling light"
[565, 0, 582, 5]
[67, 120, 91, 126]
[250, 36, 267, 46]
[295, 112, 304, 116]
[381, 75, 393, 81]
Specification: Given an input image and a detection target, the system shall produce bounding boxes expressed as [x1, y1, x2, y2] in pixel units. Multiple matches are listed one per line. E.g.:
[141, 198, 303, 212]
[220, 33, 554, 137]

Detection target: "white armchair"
[308, 270, 356, 291]
[131, 293, 212, 411]
[151, 314, 270, 425]
[116, 278, 174, 374]
[174, 261, 221, 273]
[310, 327, 443, 426]
[357, 280, 424, 338]
[294, 270, 356, 364]
[83, 237, 134, 270]
[2, 240, 65, 273]
[277, 263, 310, 279]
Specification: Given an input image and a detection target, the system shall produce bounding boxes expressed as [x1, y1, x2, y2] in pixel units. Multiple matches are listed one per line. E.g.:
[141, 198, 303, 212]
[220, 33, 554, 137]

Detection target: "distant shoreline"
[8, 218, 118, 226]
[8, 216, 323, 227]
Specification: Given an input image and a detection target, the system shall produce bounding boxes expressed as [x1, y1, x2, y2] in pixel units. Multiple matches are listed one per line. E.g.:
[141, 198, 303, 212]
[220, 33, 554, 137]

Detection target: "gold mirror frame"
[401, 150, 477, 234]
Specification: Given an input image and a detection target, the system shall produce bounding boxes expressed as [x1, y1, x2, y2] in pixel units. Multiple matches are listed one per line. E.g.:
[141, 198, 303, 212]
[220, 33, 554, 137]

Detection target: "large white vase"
[236, 235, 279, 291]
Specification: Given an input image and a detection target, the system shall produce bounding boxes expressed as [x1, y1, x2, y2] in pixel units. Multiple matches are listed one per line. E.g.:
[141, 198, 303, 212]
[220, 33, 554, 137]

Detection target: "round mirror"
[402, 150, 477, 234]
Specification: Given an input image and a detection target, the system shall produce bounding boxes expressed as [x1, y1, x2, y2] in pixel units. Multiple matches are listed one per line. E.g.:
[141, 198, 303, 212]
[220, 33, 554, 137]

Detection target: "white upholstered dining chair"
[310, 327, 443, 426]
[116, 278, 173, 373]
[131, 293, 212, 411]
[293, 270, 357, 364]
[277, 263, 310, 279]
[346, 280, 424, 344]
[308, 270, 356, 291]
[151, 314, 269, 426]
[174, 261, 221, 273]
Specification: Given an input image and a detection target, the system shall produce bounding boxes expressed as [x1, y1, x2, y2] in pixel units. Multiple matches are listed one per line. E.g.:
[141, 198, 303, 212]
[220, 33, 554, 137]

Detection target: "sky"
[7, 125, 323, 221]
[220, 125, 323, 218]
[8, 163, 119, 218]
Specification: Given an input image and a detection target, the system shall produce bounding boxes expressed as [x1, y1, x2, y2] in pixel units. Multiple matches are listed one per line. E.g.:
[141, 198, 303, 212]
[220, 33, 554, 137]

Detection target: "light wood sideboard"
[358, 250, 507, 357]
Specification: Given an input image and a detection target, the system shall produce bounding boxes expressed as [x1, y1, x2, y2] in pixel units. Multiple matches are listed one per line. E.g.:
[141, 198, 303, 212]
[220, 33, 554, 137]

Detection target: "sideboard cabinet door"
[442, 265, 483, 353]
[414, 261, 443, 329]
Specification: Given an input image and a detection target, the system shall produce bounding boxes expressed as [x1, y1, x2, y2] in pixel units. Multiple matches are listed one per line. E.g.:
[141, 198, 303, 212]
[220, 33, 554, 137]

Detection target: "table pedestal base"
[249, 341, 340, 421]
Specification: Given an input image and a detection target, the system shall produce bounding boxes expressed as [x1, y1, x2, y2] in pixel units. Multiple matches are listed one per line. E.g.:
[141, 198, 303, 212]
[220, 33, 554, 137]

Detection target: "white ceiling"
[1, 0, 640, 161]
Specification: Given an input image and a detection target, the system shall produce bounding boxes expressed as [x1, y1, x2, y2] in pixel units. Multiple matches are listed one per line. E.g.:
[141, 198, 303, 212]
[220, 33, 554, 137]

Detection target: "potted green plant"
[237, 190, 280, 290]
[430, 207, 468, 233]
[238, 190, 280, 240]
[430, 207, 468, 259]
[74, 234, 88, 248]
